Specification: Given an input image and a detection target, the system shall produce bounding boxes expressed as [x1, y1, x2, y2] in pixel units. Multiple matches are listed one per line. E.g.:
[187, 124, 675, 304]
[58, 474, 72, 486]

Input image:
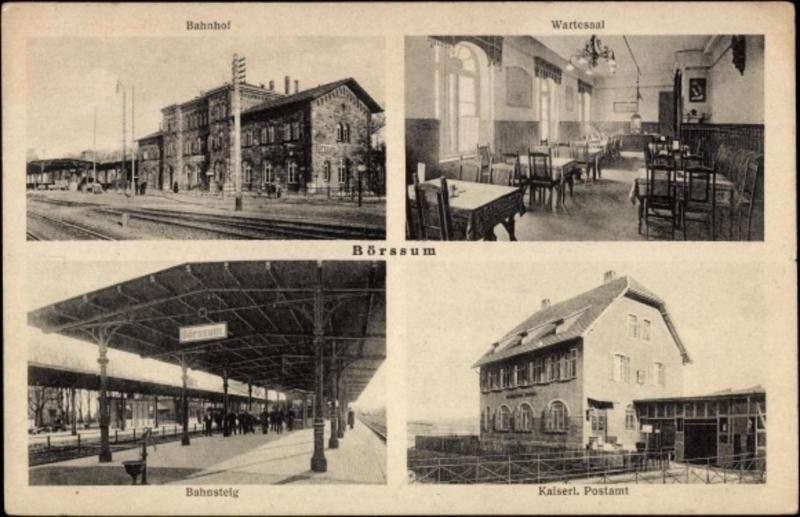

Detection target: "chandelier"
[565, 35, 616, 76]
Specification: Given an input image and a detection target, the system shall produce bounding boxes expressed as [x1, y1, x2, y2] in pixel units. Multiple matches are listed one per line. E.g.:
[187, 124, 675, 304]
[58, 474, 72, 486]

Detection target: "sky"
[406, 260, 769, 422]
[26, 36, 385, 159]
[25, 259, 385, 410]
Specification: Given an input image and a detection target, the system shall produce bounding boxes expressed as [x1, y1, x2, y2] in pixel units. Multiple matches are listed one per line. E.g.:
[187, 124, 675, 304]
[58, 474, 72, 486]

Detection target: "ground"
[26, 189, 385, 240]
[487, 153, 763, 241]
[30, 421, 386, 485]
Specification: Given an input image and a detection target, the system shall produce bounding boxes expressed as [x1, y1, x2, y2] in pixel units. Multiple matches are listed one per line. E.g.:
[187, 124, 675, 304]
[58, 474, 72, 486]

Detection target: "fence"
[408, 450, 765, 485]
[29, 424, 206, 466]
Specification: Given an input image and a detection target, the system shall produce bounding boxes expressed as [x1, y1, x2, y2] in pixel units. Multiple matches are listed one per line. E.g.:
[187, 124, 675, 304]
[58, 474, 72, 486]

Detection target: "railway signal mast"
[232, 54, 246, 211]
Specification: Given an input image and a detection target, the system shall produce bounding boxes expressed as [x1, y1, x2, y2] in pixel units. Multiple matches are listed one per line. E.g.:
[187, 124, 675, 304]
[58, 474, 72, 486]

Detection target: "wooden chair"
[644, 158, 678, 240]
[527, 149, 559, 210]
[570, 141, 594, 184]
[504, 152, 528, 203]
[681, 162, 718, 240]
[733, 154, 762, 240]
[476, 145, 494, 184]
[414, 176, 453, 240]
[682, 138, 704, 169]
[552, 142, 571, 158]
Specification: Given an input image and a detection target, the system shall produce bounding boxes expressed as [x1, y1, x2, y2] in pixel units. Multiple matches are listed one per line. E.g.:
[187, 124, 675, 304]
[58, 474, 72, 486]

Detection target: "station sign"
[179, 322, 228, 343]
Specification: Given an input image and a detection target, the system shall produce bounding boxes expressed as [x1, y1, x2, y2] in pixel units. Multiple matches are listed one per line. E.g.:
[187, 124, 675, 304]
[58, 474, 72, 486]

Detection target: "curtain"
[550, 78, 560, 142]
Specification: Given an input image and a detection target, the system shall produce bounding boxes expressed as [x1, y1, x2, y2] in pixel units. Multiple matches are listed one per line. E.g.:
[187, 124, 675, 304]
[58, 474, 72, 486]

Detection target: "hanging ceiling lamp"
[565, 35, 617, 76]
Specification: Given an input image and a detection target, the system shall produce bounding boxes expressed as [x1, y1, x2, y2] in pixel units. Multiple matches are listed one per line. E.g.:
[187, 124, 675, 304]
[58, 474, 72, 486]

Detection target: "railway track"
[97, 206, 384, 240]
[358, 415, 387, 442]
[26, 230, 43, 241]
[27, 211, 116, 241]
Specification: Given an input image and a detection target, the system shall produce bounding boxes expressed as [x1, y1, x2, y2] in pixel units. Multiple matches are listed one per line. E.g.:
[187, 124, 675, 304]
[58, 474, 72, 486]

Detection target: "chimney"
[294, 80, 299, 93]
[284, 75, 290, 95]
[268, 80, 274, 91]
[603, 270, 617, 284]
[541, 299, 551, 309]
[259, 83, 265, 89]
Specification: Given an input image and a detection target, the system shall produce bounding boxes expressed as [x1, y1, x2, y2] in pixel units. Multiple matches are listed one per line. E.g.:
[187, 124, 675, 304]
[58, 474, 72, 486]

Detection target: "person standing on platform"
[204, 410, 213, 436]
[260, 409, 269, 434]
[348, 409, 355, 430]
[270, 406, 278, 433]
[287, 407, 294, 432]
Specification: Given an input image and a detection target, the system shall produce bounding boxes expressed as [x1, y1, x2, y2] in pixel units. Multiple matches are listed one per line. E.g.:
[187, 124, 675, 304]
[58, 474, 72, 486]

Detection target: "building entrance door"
[684, 419, 717, 463]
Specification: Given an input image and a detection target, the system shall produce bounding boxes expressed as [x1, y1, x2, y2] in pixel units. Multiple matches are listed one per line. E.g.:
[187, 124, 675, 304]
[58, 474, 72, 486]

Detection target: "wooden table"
[408, 179, 525, 240]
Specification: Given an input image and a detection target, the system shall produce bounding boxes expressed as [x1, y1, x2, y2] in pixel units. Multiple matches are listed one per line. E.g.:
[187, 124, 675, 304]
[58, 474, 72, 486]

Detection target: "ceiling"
[536, 35, 714, 84]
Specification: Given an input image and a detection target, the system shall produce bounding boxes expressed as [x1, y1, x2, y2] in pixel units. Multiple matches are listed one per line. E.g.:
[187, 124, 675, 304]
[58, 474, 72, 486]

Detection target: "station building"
[139, 76, 383, 196]
[473, 271, 691, 454]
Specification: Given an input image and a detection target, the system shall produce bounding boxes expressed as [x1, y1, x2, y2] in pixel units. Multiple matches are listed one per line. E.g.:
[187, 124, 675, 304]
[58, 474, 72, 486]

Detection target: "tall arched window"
[518, 403, 534, 432]
[263, 161, 274, 184]
[546, 400, 568, 432]
[287, 160, 298, 184]
[439, 43, 482, 155]
[497, 405, 512, 431]
[242, 161, 253, 189]
[344, 123, 351, 142]
[336, 123, 344, 142]
[337, 159, 347, 184]
[323, 161, 331, 182]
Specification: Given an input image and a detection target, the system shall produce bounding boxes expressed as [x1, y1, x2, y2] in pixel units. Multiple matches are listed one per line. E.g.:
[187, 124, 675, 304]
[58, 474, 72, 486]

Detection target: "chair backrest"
[528, 149, 553, 182]
[684, 166, 716, 204]
[414, 176, 453, 240]
[741, 154, 763, 200]
[500, 153, 522, 185]
[645, 161, 677, 203]
[476, 145, 493, 184]
[570, 141, 589, 162]
[552, 142, 571, 158]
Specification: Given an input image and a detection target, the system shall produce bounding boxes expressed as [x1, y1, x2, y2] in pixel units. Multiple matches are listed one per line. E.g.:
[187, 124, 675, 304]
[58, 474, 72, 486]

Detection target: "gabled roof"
[243, 77, 383, 117]
[137, 130, 163, 142]
[472, 276, 690, 368]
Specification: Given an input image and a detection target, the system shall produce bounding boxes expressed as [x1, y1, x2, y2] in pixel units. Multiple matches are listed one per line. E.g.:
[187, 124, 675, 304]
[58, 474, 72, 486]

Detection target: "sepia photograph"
[25, 36, 386, 240]
[25, 260, 386, 485]
[407, 262, 767, 484]
[405, 35, 764, 241]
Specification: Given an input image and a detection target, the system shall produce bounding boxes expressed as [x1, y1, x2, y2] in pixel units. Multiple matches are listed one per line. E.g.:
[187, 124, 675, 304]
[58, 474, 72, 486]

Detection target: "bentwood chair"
[733, 154, 762, 240]
[527, 149, 559, 210]
[476, 145, 494, 184]
[644, 157, 679, 240]
[414, 176, 454, 240]
[680, 162, 718, 240]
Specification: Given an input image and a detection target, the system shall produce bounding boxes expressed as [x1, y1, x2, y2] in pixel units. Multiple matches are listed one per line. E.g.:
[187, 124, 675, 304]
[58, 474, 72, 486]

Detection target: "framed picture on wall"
[688, 78, 706, 102]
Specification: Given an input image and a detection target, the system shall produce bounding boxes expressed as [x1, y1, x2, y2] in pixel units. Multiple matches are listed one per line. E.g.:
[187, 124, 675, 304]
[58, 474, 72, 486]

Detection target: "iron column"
[97, 329, 112, 462]
[310, 262, 327, 472]
[181, 355, 190, 445]
[328, 341, 339, 449]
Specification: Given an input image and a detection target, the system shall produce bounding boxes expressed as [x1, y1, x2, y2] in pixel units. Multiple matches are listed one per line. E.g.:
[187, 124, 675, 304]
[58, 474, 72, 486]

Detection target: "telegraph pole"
[92, 106, 97, 183]
[131, 86, 136, 195]
[232, 54, 246, 211]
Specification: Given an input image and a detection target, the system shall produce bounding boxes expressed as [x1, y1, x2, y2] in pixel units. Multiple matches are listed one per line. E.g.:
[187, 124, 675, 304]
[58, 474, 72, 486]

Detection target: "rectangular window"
[261, 127, 268, 143]
[515, 364, 525, 387]
[287, 161, 298, 183]
[628, 314, 639, 339]
[292, 122, 301, 141]
[612, 354, 630, 383]
[654, 362, 665, 386]
[268, 126, 275, 143]
[569, 348, 577, 379]
[637, 369, 647, 385]
[284, 124, 292, 142]
[625, 410, 636, 431]
[642, 319, 651, 341]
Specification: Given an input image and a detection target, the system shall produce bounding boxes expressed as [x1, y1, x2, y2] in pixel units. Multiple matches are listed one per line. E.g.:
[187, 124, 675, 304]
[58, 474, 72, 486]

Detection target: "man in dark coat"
[260, 409, 269, 434]
[347, 409, 355, 430]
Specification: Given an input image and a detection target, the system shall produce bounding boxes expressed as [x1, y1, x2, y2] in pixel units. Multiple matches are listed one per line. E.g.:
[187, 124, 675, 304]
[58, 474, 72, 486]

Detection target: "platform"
[29, 421, 385, 485]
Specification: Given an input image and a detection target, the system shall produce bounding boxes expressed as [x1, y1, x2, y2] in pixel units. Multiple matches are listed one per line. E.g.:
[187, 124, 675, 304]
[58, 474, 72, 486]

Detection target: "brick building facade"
[138, 77, 382, 196]
[474, 272, 691, 454]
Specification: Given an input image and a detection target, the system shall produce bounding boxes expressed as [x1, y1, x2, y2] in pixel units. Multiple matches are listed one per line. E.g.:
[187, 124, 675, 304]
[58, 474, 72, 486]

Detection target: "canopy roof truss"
[28, 261, 386, 401]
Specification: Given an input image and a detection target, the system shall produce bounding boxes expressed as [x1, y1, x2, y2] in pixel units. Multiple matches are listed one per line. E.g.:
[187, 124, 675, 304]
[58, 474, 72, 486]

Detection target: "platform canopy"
[28, 361, 252, 404]
[27, 261, 386, 402]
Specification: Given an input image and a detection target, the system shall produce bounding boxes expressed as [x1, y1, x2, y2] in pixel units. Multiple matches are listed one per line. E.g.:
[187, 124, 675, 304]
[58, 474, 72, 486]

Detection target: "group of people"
[201, 406, 300, 437]
[259, 406, 296, 434]
[202, 409, 259, 437]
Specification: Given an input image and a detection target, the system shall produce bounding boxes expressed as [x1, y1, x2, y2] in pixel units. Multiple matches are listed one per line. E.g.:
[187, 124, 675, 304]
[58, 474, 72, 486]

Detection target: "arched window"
[518, 403, 534, 432]
[287, 160, 298, 184]
[336, 123, 344, 142]
[242, 161, 253, 187]
[497, 405, 512, 431]
[323, 161, 331, 182]
[337, 159, 347, 184]
[439, 43, 482, 155]
[344, 123, 351, 142]
[546, 400, 568, 432]
[263, 161, 274, 184]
